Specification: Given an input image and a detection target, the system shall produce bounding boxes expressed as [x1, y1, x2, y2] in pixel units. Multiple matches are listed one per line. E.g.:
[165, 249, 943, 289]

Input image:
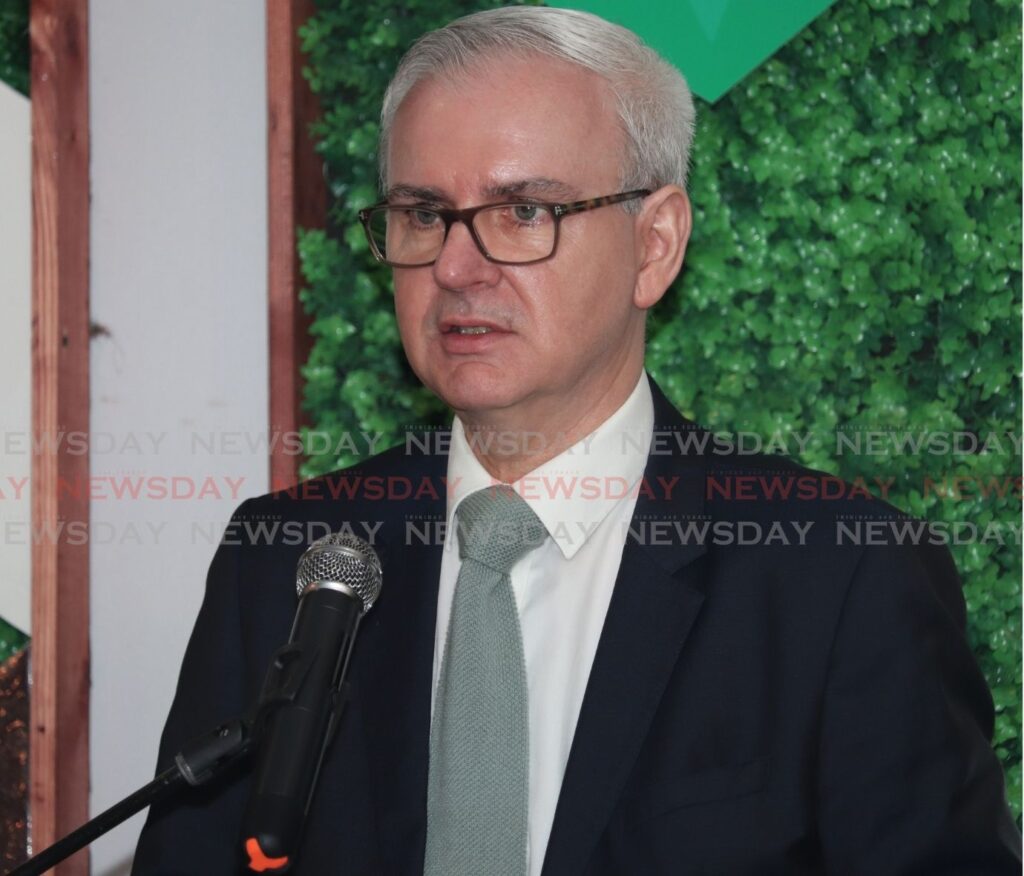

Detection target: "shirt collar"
[445, 373, 654, 560]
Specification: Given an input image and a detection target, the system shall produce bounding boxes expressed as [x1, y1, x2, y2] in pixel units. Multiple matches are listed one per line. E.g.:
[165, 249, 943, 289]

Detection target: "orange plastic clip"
[244, 837, 290, 872]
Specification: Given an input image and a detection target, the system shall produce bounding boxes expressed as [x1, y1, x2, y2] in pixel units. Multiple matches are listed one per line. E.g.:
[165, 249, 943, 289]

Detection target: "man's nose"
[432, 219, 501, 290]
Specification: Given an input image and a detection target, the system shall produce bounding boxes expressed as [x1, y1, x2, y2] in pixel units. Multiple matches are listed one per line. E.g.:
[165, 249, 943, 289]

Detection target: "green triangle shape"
[563, 0, 838, 102]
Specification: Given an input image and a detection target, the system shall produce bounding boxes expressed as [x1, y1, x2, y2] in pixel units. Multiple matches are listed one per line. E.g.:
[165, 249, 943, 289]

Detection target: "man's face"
[388, 55, 650, 435]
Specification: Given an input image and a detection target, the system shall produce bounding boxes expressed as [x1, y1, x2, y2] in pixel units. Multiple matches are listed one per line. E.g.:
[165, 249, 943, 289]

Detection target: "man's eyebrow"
[483, 178, 581, 201]
[386, 184, 450, 203]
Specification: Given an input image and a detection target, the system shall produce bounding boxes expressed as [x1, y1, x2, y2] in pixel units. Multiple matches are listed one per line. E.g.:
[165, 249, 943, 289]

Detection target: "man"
[134, 6, 1020, 874]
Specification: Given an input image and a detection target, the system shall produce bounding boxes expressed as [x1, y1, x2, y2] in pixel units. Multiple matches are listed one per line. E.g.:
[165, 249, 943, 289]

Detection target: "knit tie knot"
[456, 485, 546, 573]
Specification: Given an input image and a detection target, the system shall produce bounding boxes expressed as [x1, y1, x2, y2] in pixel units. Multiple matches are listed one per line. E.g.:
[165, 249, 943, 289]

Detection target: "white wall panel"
[90, 4, 268, 872]
[0, 81, 32, 637]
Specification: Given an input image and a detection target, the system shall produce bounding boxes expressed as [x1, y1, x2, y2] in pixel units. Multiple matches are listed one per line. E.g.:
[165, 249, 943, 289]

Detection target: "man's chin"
[425, 365, 524, 418]
[443, 389, 517, 419]
[437, 386, 524, 423]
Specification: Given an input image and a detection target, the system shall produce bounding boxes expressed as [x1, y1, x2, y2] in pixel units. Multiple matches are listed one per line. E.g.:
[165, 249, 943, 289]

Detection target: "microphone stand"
[6, 632, 338, 876]
[6, 717, 253, 876]
[7, 631, 339, 876]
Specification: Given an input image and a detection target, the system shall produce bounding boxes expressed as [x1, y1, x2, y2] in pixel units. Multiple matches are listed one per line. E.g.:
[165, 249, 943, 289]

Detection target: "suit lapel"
[542, 379, 710, 875]
[354, 450, 447, 876]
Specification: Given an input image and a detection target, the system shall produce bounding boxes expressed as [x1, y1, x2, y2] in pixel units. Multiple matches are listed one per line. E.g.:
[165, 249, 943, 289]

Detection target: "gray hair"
[379, 6, 696, 197]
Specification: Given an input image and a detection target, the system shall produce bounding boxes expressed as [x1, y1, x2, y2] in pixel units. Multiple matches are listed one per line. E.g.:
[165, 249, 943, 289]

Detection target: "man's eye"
[512, 205, 545, 222]
[408, 209, 440, 227]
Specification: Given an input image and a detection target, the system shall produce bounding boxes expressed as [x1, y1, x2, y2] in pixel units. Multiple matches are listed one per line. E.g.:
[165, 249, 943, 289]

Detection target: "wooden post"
[29, 1, 91, 873]
[267, 0, 325, 491]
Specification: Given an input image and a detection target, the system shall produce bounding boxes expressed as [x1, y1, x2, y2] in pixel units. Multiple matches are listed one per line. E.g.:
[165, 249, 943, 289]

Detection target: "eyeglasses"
[358, 189, 651, 267]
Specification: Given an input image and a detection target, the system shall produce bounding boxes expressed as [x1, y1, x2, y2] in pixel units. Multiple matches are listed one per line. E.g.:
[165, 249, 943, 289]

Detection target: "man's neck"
[460, 424, 581, 484]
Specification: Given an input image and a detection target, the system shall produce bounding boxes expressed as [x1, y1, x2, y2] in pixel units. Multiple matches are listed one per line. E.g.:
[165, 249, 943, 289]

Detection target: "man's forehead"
[386, 178, 583, 205]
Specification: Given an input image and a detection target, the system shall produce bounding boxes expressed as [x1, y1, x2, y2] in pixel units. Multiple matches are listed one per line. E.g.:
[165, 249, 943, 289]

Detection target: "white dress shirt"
[431, 373, 654, 876]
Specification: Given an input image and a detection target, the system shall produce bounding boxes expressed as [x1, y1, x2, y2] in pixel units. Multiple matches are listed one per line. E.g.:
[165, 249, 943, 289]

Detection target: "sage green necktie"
[425, 485, 547, 876]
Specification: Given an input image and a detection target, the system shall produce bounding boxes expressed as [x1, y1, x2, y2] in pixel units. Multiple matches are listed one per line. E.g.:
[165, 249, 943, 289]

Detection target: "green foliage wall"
[299, 0, 1021, 813]
[0, 618, 26, 664]
[0, 0, 29, 96]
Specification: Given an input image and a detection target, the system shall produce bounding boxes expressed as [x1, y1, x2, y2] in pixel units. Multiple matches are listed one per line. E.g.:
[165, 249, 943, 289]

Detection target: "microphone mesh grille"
[295, 532, 383, 612]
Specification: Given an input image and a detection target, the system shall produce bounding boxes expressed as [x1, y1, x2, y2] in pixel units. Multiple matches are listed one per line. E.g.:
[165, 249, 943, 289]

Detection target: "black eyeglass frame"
[358, 188, 652, 267]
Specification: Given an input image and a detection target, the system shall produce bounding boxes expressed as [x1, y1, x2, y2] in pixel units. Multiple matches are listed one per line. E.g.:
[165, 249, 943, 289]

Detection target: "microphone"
[240, 532, 382, 873]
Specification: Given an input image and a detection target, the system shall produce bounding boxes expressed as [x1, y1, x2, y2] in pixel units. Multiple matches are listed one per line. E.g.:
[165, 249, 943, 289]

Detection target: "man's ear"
[633, 186, 691, 310]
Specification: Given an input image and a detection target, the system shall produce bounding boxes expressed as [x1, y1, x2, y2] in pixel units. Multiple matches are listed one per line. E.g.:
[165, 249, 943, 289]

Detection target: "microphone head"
[296, 532, 383, 613]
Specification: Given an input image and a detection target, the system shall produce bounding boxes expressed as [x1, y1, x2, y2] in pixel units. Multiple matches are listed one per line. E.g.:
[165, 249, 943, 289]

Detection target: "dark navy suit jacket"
[133, 381, 1021, 874]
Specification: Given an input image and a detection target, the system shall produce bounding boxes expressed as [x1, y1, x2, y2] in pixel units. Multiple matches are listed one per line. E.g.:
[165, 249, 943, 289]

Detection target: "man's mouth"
[445, 325, 493, 335]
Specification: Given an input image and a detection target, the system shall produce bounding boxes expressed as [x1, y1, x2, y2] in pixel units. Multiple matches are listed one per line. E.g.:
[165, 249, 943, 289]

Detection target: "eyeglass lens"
[367, 204, 557, 265]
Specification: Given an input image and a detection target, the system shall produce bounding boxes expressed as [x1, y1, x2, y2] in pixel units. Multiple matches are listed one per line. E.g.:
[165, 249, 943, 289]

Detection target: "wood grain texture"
[29, 1, 90, 873]
[267, 0, 325, 492]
